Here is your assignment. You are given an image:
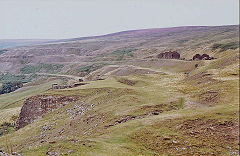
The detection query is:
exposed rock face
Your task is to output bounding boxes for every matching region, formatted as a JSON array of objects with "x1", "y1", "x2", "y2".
[
  {"x1": 193, "y1": 54, "x2": 214, "y2": 60},
  {"x1": 16, "y1": 95, "x2": 78, "y2": 129},
  {"x1": 157, "y1": 51, "x2": 180, "y2": 59}
]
